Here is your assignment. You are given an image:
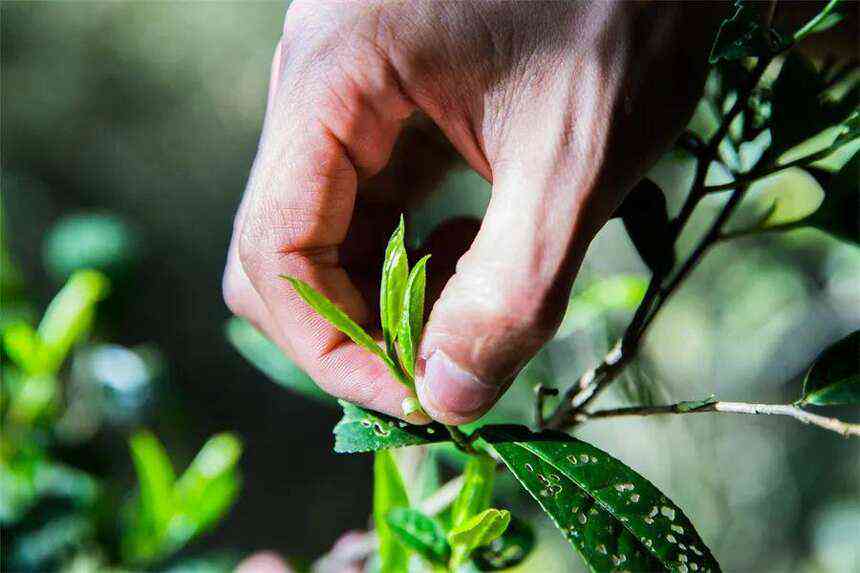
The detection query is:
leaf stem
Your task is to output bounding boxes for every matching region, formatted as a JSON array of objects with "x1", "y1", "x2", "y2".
[
  {"x1": 446, "y1": 425, "x2": 478, "y2": 455},
  {"x1": 793, "y1": 0, "x2": 843, "y2": 42},
  {"x1": 578, "y1": 400, "x2": 860, "y2": 437}
]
